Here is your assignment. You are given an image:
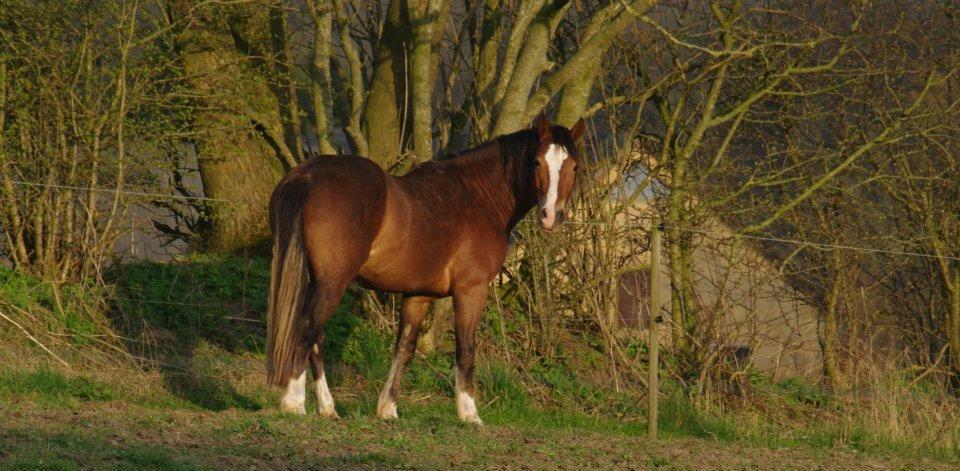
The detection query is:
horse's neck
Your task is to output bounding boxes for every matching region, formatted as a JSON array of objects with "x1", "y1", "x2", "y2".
[
  {"x1": 456, "y1": 141, "x2": 537, "y2": 234},
  {"x1": 503, "y1": 157, "x2": 537, "y2": 232}
]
